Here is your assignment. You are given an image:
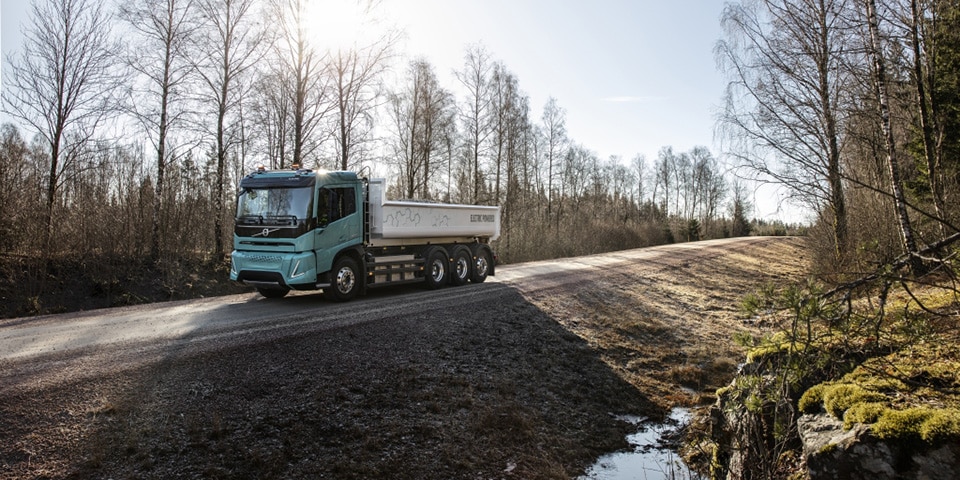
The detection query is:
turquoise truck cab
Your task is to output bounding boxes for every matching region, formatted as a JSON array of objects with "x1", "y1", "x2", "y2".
[{"x1": 230, "y1": 168, "x2": 364, "y2": 298}]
